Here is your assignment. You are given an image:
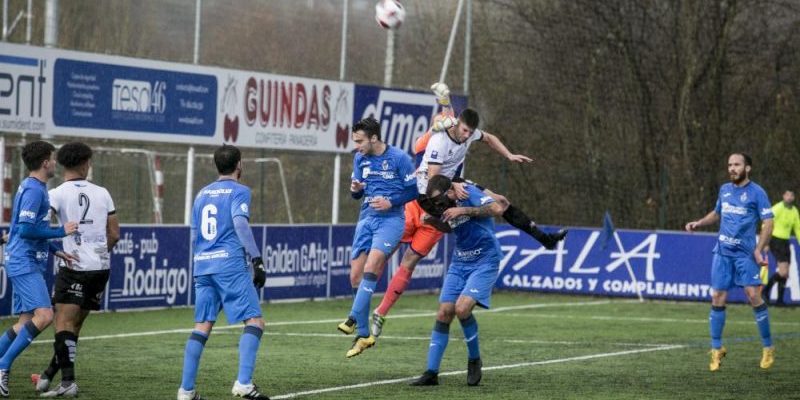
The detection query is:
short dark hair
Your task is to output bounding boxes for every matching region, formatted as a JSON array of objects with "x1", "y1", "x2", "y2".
[
  {"x1": 426, "y1": 174, "x2": 452, "y2": 197},
  {"x1": 57, "y1": 142, "x2": 93, "y2": 169},
  {"x1": 21, "y1": 141, "x2": 55, "y2": 171},
  {"x1": 353, "y1": 117, "x2": 381, "y2": 141},
  {"x1": 459, "y1": 108, "x2": 480, "y2": 129},
  {"x1": 214, "y1": 144, "x2": 241, "y2": 175},
  {"x1": 731, "y1": 152, "x2": 752, "y2": 167}
]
